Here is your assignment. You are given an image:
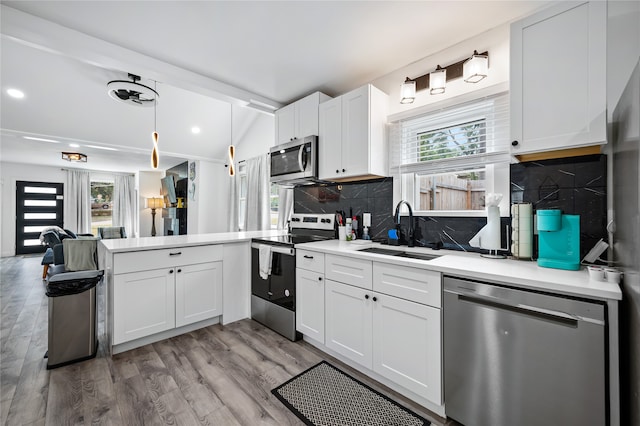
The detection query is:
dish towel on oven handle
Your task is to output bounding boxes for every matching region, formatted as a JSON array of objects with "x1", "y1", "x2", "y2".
[{"x1": 258, "y1": 244, "x2": 272, "y2": 280}]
